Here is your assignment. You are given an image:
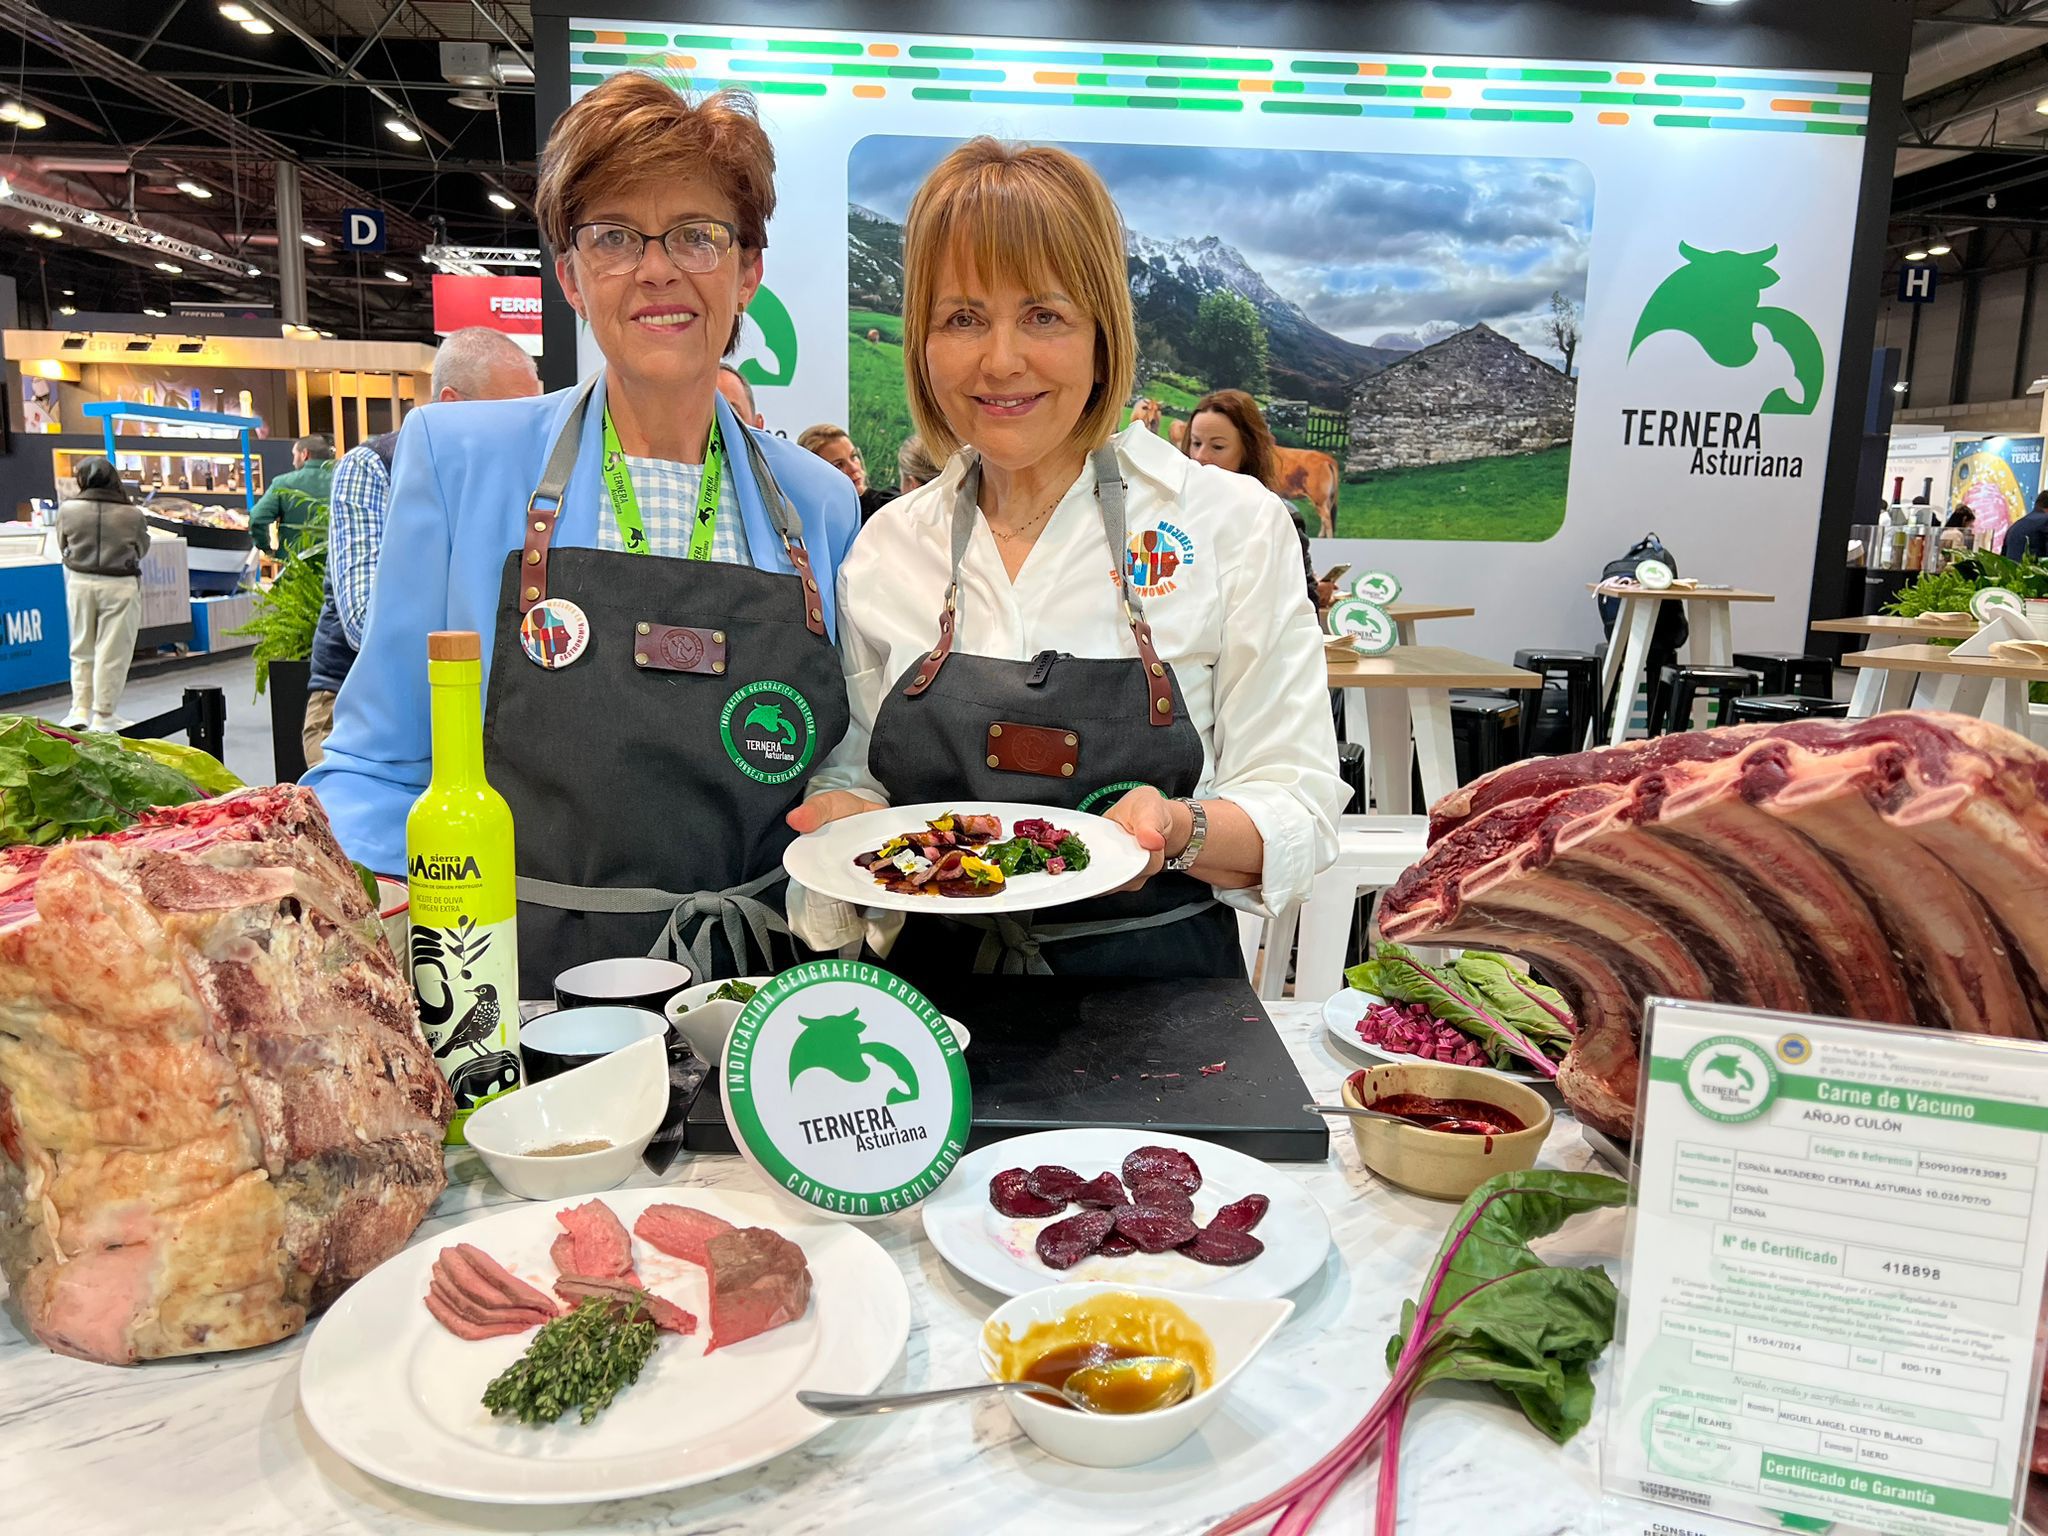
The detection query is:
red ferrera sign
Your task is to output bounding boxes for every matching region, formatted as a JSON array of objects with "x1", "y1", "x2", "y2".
[{"x1": 431, "y1": 275, "x2": 542, "y2": 336}]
